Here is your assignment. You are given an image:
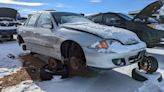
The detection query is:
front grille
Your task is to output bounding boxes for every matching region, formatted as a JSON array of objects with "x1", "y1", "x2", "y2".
[{"x1": 0, "y1": 23, "x2": 15, "y2": 27}]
